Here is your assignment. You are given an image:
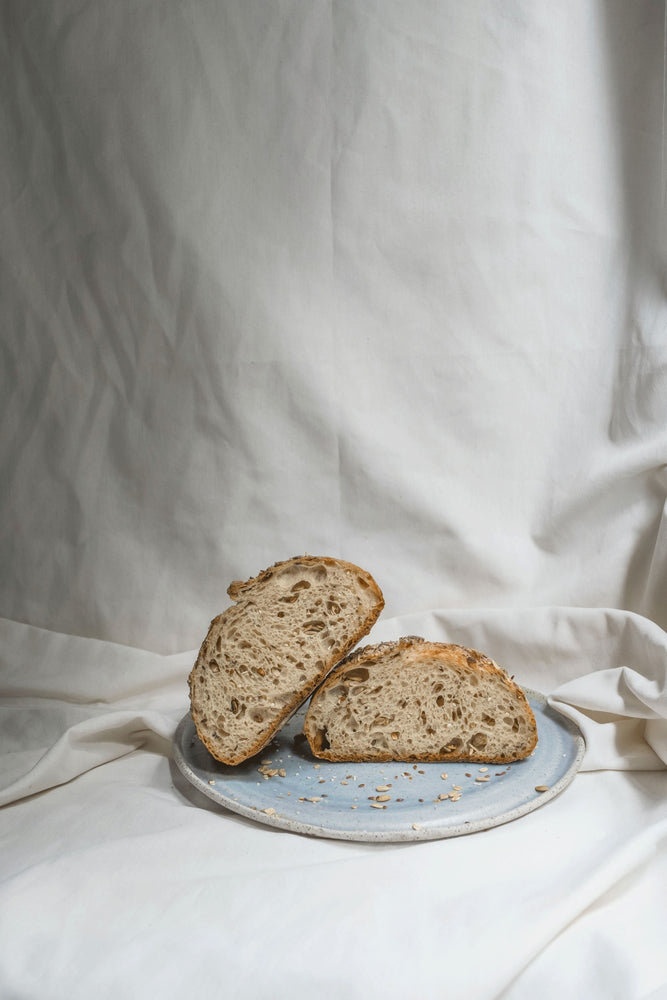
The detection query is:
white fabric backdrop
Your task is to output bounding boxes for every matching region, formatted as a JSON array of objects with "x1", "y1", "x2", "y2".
[{"x1": 1, "y1": 2, "x2": 666, "y2": 998}]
